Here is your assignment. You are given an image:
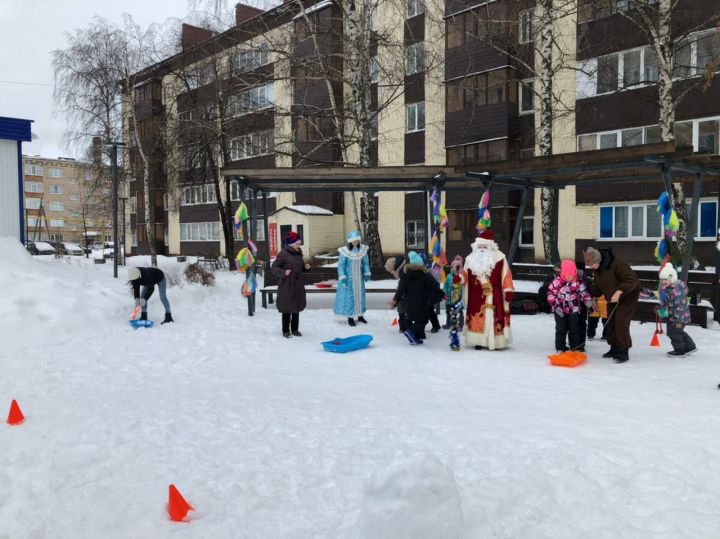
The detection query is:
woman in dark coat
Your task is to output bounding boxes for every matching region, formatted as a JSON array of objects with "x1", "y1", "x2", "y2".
[
  {"x1": 271, "y1": 231, "x2": 310, "y2": 337},
  {"x1": 583, "y1": 247, "x2": 640, "y2": 363},
  {"x1": 392, "y1": 251, "x2": 442, "y2": 344}
]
